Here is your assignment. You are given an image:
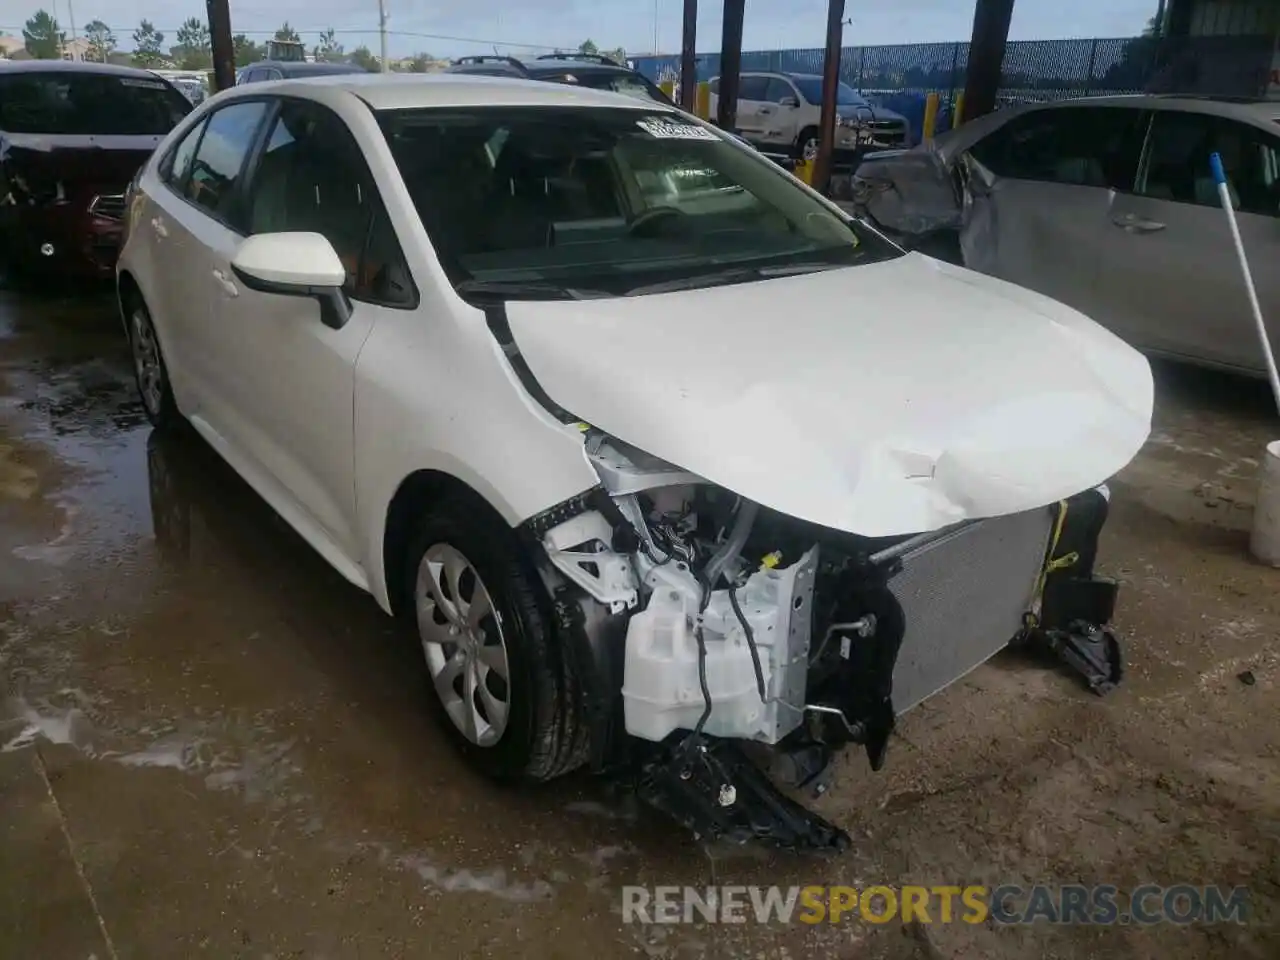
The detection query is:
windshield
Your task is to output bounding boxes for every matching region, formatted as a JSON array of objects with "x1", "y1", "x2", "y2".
[
  {"x1": 378, "y1": 105, "x2": 899, "y2": 300},
  {"x1": 0, "y1": 72, "x2": 191, "y2": 136},
  {"x1": 792, "y1": 78, "x2": 868, "y2": 107}
]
